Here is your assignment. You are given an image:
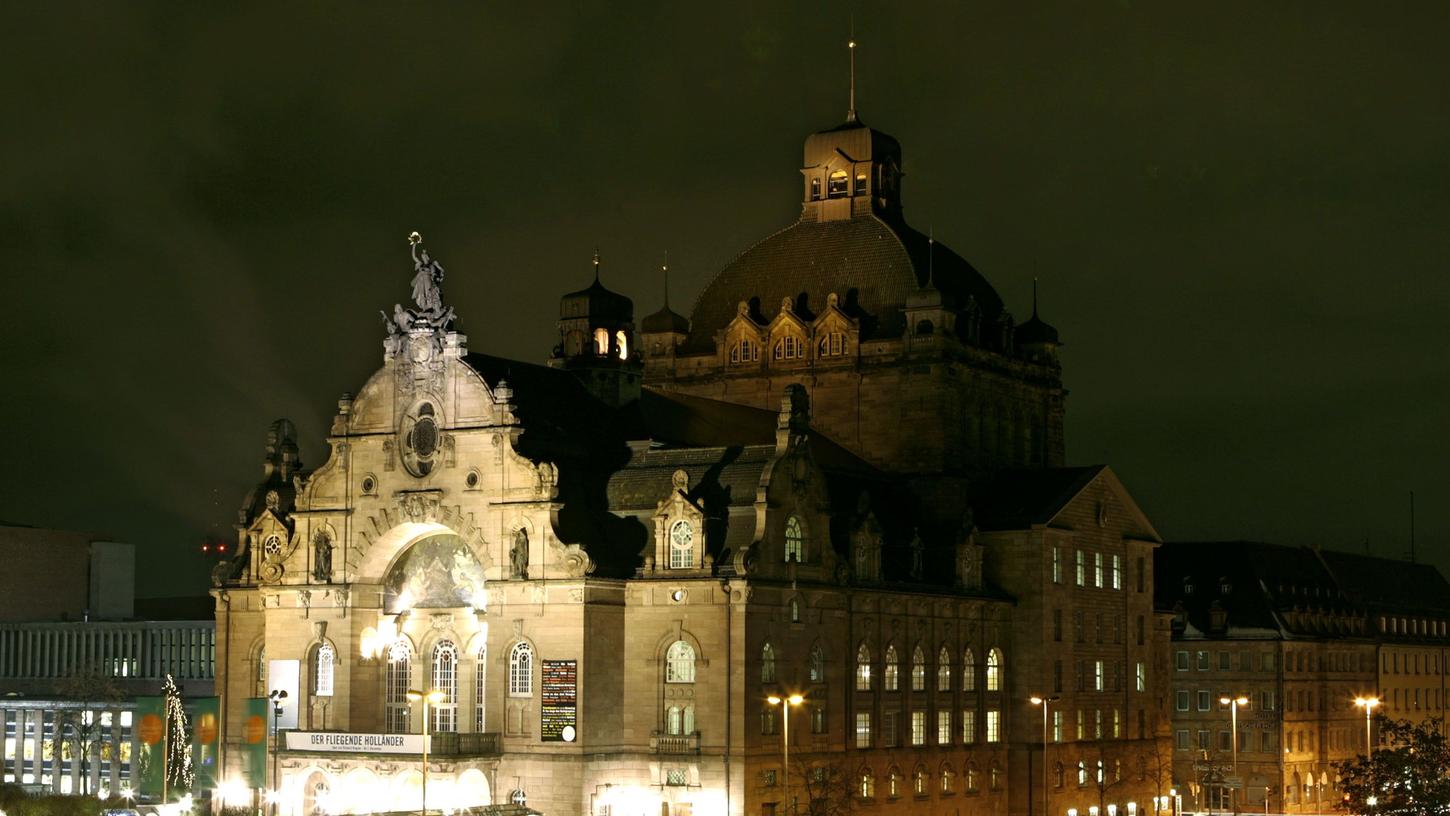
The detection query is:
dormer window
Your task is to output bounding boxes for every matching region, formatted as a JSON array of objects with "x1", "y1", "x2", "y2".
[
  {"x1": 818, "y1": 332, "x2": 846, "y2": 357},
  {"x1": 854, "y1": 173, "x2": 867, "y2": 195},
  {"x1": 810, "y1": 178, "x2": 822, "y2": 200},
  {"x1": 785, "y1": 515, "x2": 804, "y2": 562},
  {"x1": 669, "y1": 520, "x2": 694, "y2": 569},
  {"x1": 731, "y1": 337, "x2": 758, "y2": 364},
  {"x1": 828, "y1": 170, "x2": 849, "y2": 198},
  {"x1": 773, "y1": 335, "x2": 803, "y2": 361}
]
